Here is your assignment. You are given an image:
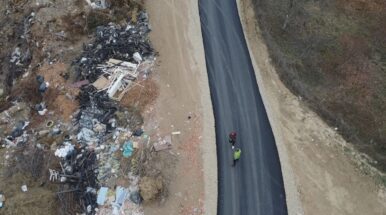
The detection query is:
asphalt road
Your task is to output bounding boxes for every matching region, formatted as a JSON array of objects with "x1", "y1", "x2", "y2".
[{"x1": 198, "y1": 0, "x2": 288, "y2": 214}]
